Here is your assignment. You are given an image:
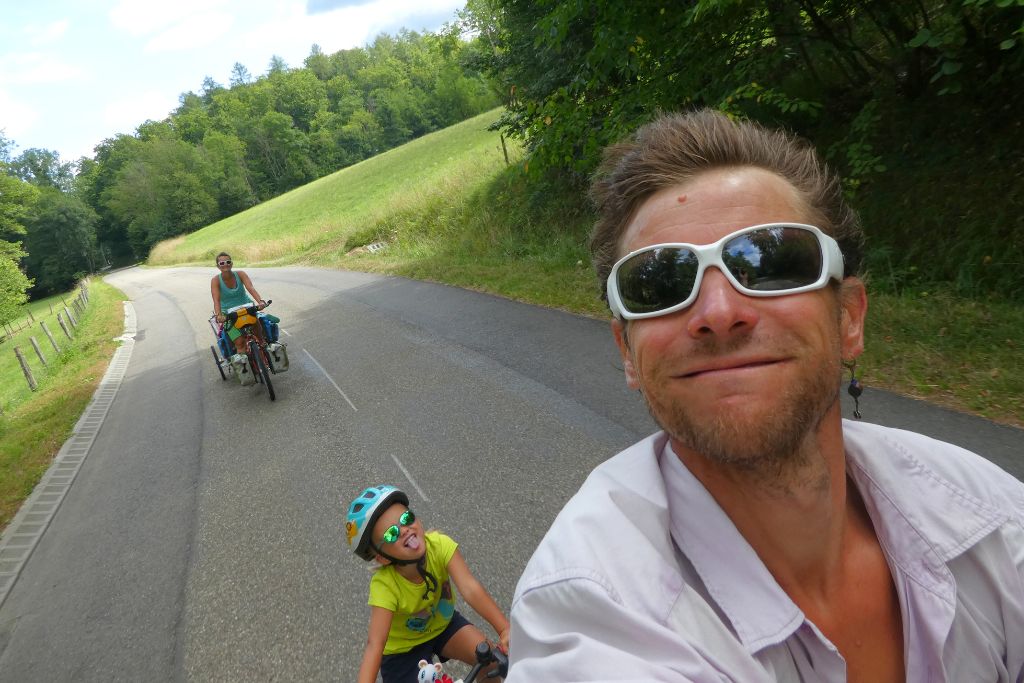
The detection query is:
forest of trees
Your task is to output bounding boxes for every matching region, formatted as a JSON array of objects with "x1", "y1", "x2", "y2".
[
  {"x1": 0, "y1": 29, "x2": 498, "y2": 320},
  {"x1": 459, "y1": 0, "x2": 1024, "y2": 299},
  {"x1": 2, "y1": 0, "x2": 1022, "y2": 324}
]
